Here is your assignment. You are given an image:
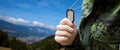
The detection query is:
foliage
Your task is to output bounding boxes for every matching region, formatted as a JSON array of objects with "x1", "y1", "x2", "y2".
[
  {"x1": 0, "y1": 30, "x2": 9, "y2": 47},
  {"x1": 9, "y1": 37, "x2": 32, "y2": 50},
  {"x1": 0, "y1": 29, "x2": 63, "y2": 50},
  {"x1": 0, "y1": 29, "x2": 32, "y2": 50},
  {"x1": 32, "y1": 35, "x2": 60, "y2": 50}
]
